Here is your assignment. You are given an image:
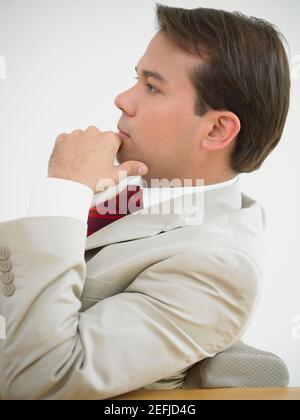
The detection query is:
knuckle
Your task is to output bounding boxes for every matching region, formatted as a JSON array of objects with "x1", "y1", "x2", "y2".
[
  {"x1": 107, "y1": 130, "x2": 116, "y2": 137},
  {"x1": 71, "y1": 129, "x2": 84, "y2": 136},
  {"x1": 56, "y1": 133, "x2": 68, "y2": 142},
  {"x1": 86, "y1": 125, "x2": 99, "y2": 133},
  {"x1": 106, "y1": 131, "x2": 119, "y2": 143}
]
